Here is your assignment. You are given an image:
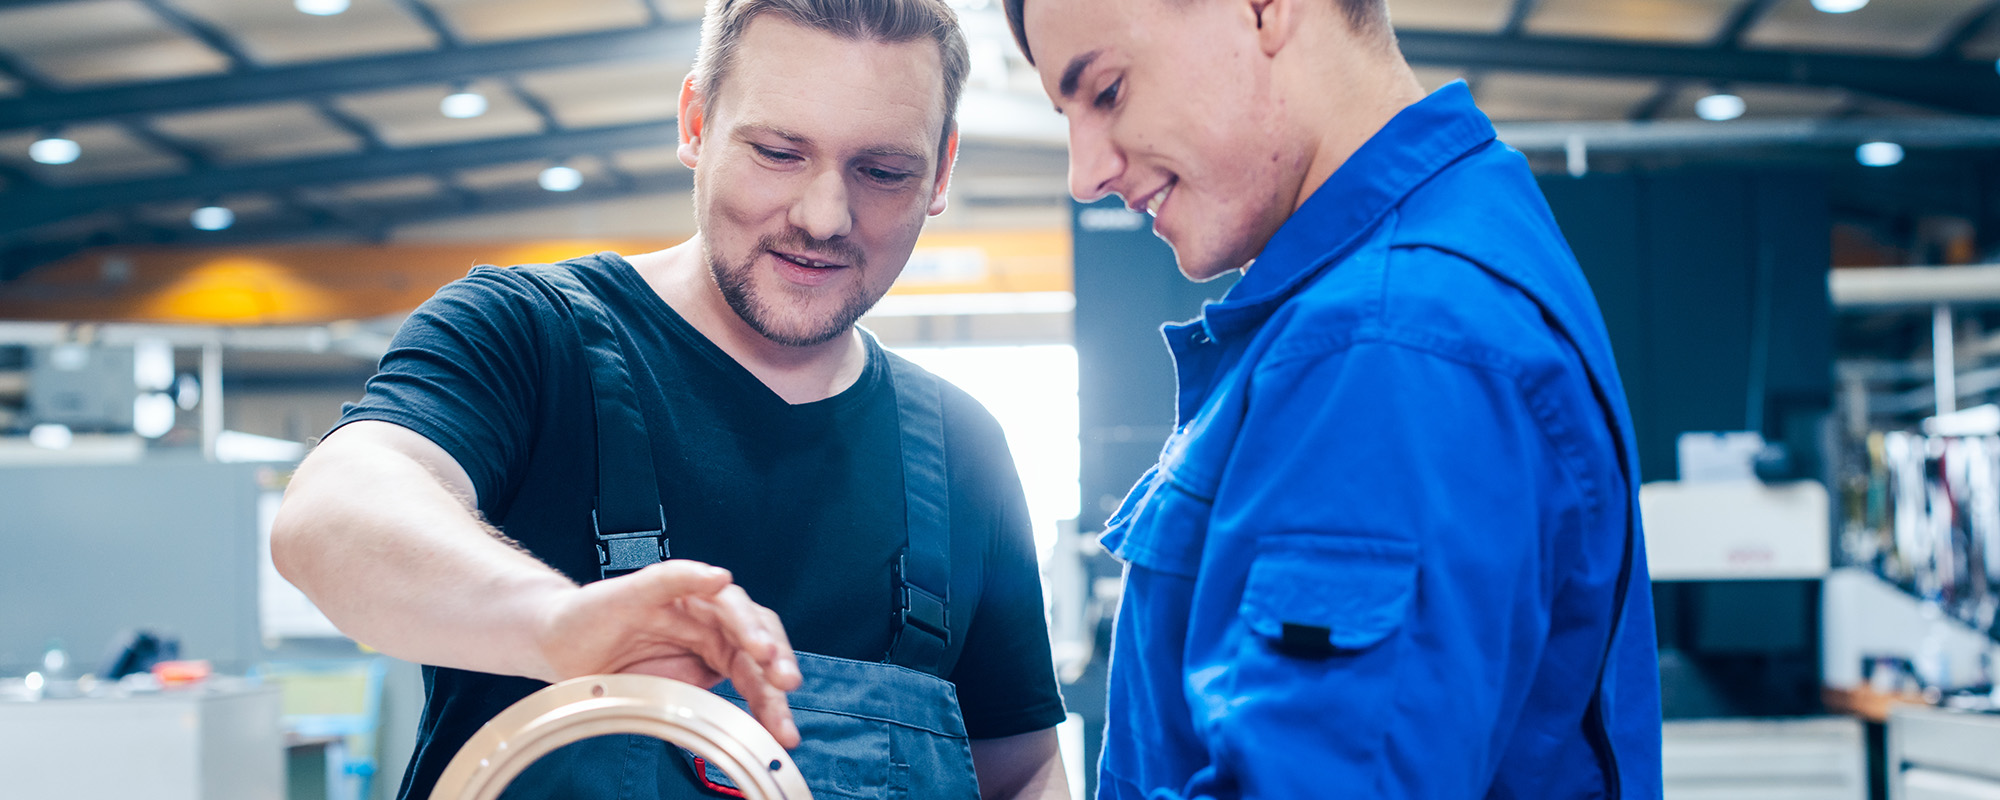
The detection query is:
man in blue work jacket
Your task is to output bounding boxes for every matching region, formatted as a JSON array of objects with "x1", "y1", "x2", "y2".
[{"x1": 1004, "y1": 0, "x2": 1663, "y2": 796}]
